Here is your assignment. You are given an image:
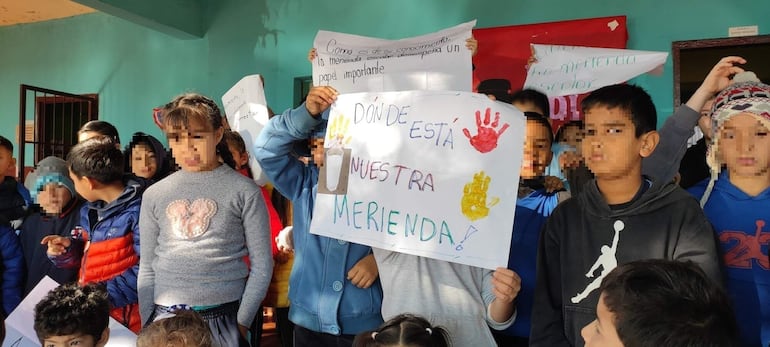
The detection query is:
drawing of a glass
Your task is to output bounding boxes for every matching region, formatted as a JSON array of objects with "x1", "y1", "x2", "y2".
[{"x1": 325, "y1": 147, "x2": 344, "y2": 192}]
